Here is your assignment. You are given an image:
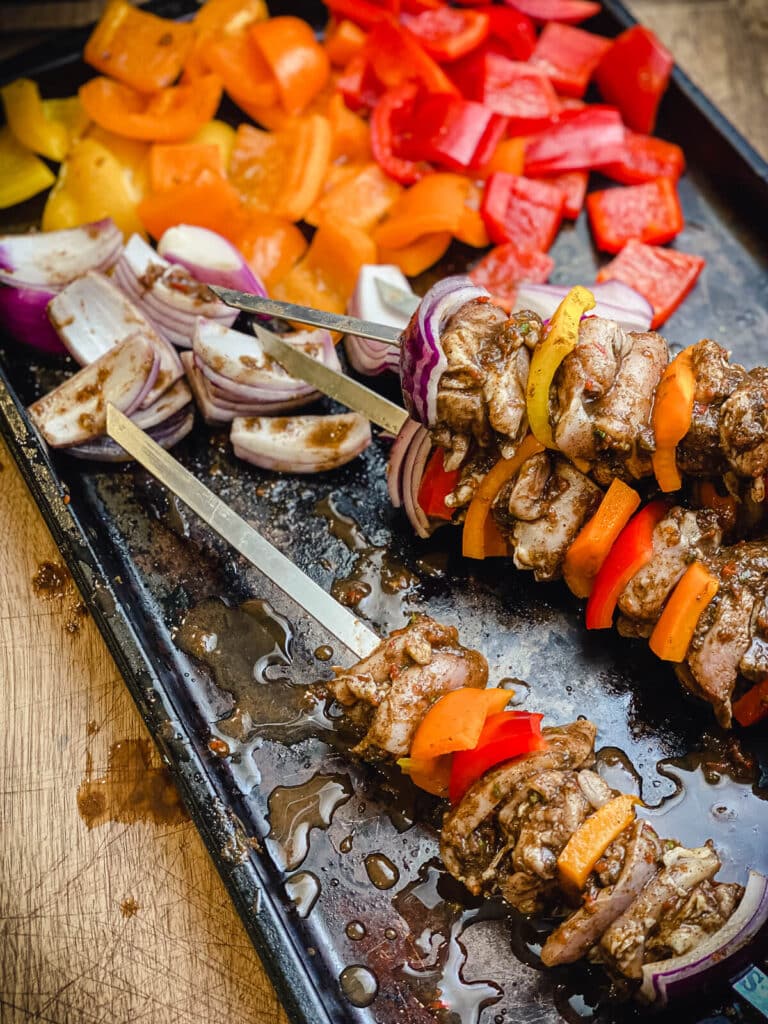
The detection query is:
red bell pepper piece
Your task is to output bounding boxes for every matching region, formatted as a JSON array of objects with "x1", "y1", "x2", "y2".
[
  {"x1": 595, "y1": 25, "x2": 673, "y2": 134},
  {"x1": 449, "y1": 711, "x2": 546, "y2": 804},
  {"x1": 324, "y1": 0, "x2": 390, "y2": 30},
  {"x1": 534, "y1": 169, "x2": 588, "y2": 218},
  {"x1": 481, "y1": 172, "x2": 565, "y2": 249},
  {"x1": 370, "y1": 84, "x2": 427, "y2": 184},
  {"x1": 733, "y1": 680, "x2": 768, "y2": 728},
  {"x1": 397, "y1": 92, "x2": 508, "y2": 173},
  {"x1": 524, "y1": 106, "x2": 625, "y2": 175},
  {"x1": 418, "y1": 448, "x2": 460, "y2": 519},
  {"x1": 477, "y1": 6, "x2": 537, "y2": 61},
  {"x1": 585, "y1": 499, "x2": 668, "y2": 629},
  {"x1": 596, "y1": 239, "x2": 705, "y2": 329},
  {"x1": 530, "y1": 22, "x2": 613, "y2": 98},
  {"x1": 504, "y1": 0, "x2": 601, "y2": 25},
  {"x1": 470, "y1": 242, "x2": 554, "y2": 311},
  {"x1": 337, "y1": 53, "x2": 384, "y2": 112},
  {"x1": 365, "y1": 19, "x2": 460, "y2": 96},
  {"x1": 455, "y1": 53, "x2": 561, "y2": 134},
  {"x1": 402, "y1": 7, "x2": 490, "y2": 62},
  {"x1": 586, "y1": 176, "x2": 683, "y2": 253},
  {"x1": 599, "y1": 130, "x2": 685, "y2": 185}
]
